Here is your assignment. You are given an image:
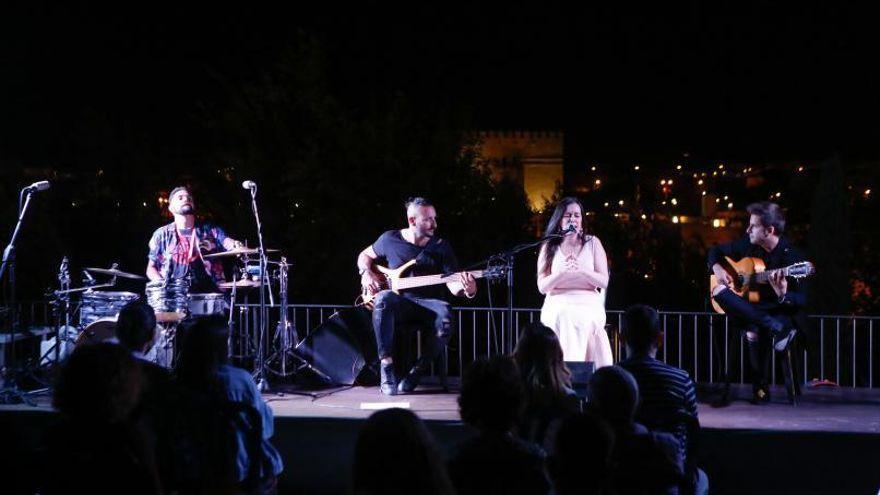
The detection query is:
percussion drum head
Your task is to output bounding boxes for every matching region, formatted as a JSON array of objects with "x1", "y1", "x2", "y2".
[{"x1": 75, "y1": 317, "x2": 119, "y2": 347}]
